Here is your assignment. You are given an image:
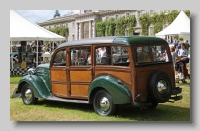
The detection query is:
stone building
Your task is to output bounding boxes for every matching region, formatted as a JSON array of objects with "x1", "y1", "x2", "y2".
[{"x1": 38, "y1": 10, "x2": 171, "y2": 42}]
